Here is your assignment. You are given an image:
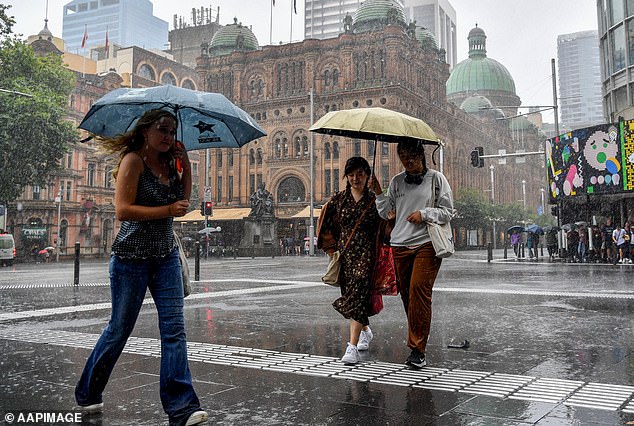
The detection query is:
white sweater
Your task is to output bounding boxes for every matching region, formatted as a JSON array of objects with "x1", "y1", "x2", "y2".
[{"x1": 375, "y1": 169, "x2": 455, "y2": 247}]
